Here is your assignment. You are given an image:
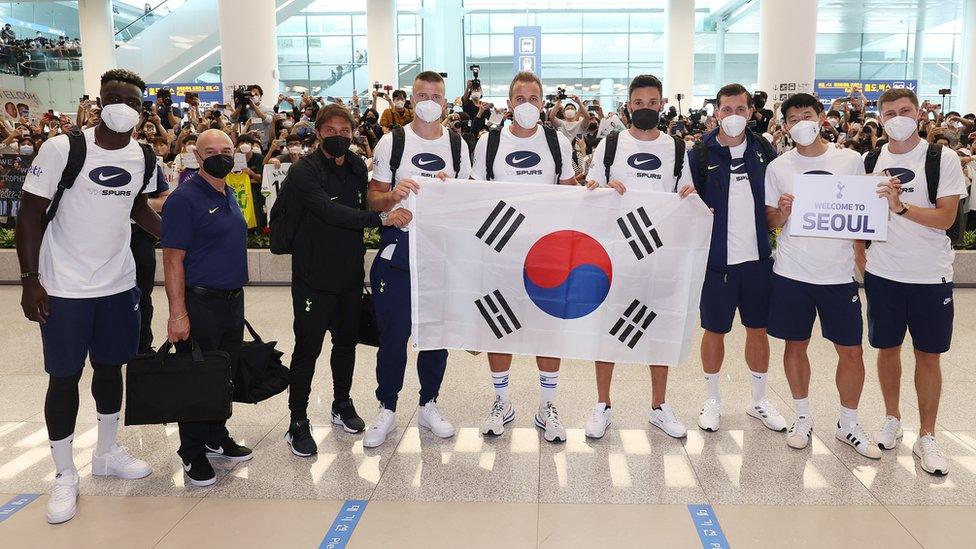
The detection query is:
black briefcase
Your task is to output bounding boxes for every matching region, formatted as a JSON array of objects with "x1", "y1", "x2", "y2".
[
  {"x1": 233, "y1": 320, "x2": 289, "y2": 404},
  {"x1": 358, "y1": 285, "x2": 380, "y2": 347},
  {"x1": 124, "y1": 339, "x2": 233, "y2": 426}
]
